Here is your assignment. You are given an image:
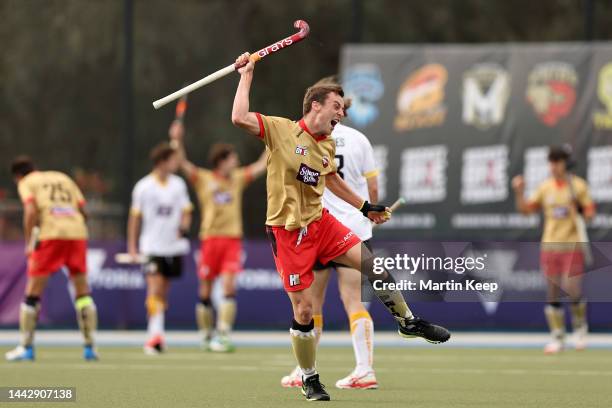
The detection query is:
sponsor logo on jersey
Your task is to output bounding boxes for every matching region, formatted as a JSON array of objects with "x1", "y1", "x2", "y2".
[
  {"x1": 288, "y1": 273, "x2": 300, "y2": 287},
  {"x1": 588, "y1": 146, "x2": 612, "y2": 202},
  {"x1": 526, "y1": 62, "x2": 577, "y2": 126},
  {"x1": 552, "y1": 206, "x2": 570, "y2": 219},
  {"x1": 342, "y1": 63, "x2": 385, "y2": 128},
  {"x1": 336, "y1": 231, "x2": 354, "y2": 246},
  {"x1": 461, "y1": 145, "x2": 509, "y2": 204},
  {"x1": 156, "y1": 205, "x2": 173, "y2": 216},
  {"x1": 394, "y1": 64, "x2": 448, "y2": 131},
  {"x1": 296, "y1": 163, "x2": 320, "y2": 186},
  {"x1": 462, "y1": 63, "x2": 510, "y2": 129},
  {"x1": 213, "y1": 191, "x2": 232, "y2": 204},
  {"x1": 295, "y1": 145, "x2": 308, "y2": 156},
  {"x1": 523, "y1": 146, "x2": 550, "y2": 198},
  {"x1": 322, "y1": 156, "x2": 330, "y2": 168},
  {"x1": 50, "y1": 206, "x2": 77, "y2": 217},
  {"x1": 593, "y1": 63, "x2": 612, "y2": 129},
  {"x1": 400, "y1": 145, "x2": 448, "y2": 203}
]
